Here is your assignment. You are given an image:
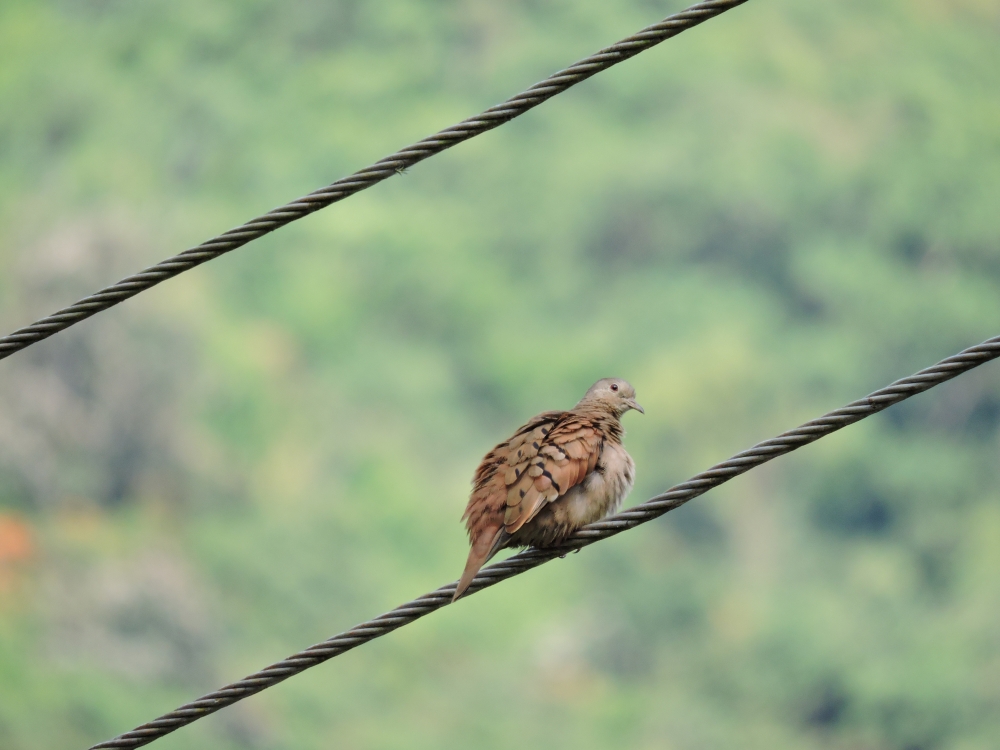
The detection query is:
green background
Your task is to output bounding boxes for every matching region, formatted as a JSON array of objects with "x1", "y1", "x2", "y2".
[{"x1": 1, "y1": 1, "x2": 999, "y2": 748}]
